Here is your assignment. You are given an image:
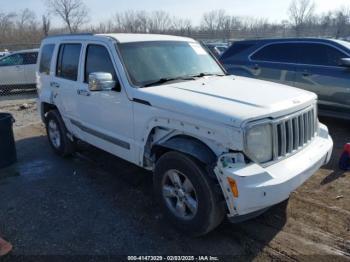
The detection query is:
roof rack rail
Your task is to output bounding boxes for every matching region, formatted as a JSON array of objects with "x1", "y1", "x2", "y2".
[{"x1": 44, "y1": 33, "x2": 94, "y2": 39}]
